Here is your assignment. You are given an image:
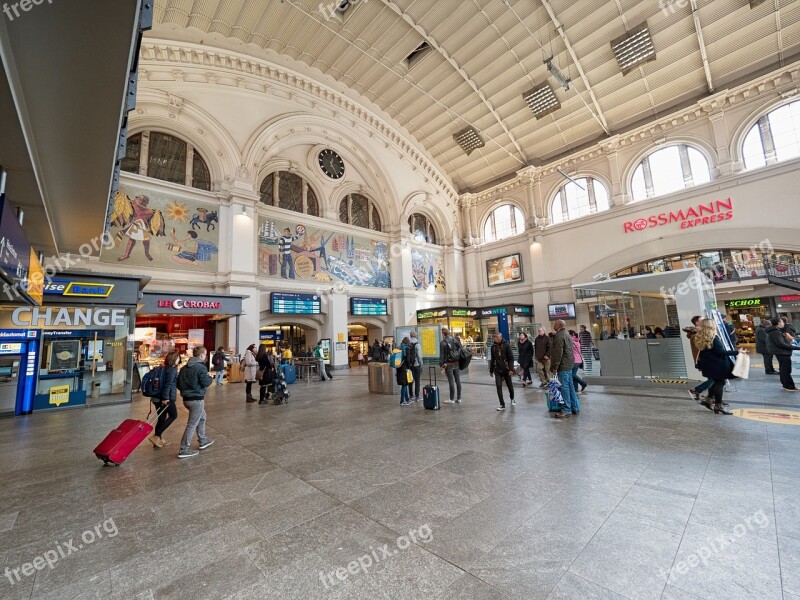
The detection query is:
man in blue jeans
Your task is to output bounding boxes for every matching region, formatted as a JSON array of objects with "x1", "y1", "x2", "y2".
[
  {"x1": 177, "y1": 346, "x2": 214, "y2": 458},
  {"x1": 550, "y1": 320, "x2": 579, "y2": 419}
]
